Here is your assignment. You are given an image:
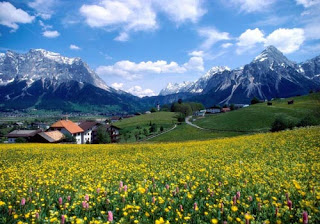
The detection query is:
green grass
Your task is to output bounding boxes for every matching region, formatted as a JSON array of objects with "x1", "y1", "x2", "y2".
[
  {"x1": 148, "y1": 123, "x2": 240, "y2": 142},
  {"x1": 194, "y1": 93, "x2": 320, "y2": 132},
  {"x1": 114, "y1": 112, "x2": 177, "y2": 129}
]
